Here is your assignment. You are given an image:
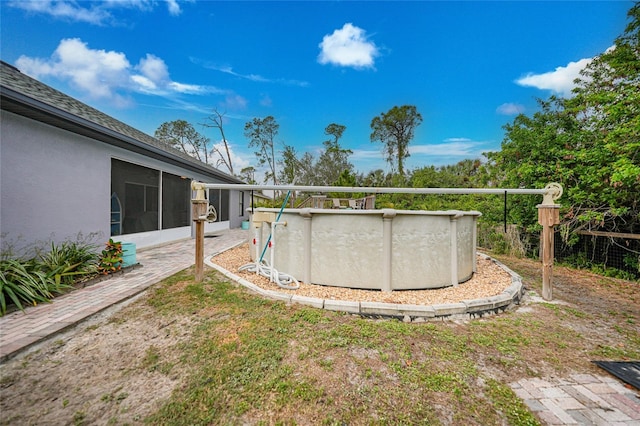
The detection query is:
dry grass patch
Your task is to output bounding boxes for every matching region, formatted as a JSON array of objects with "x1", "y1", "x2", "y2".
[{"x1": 1, "y1": 256, "x2": 638, "y2": 425}]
